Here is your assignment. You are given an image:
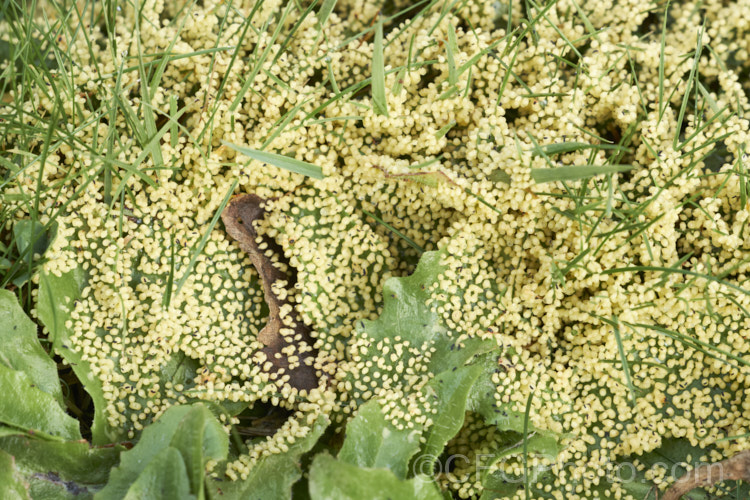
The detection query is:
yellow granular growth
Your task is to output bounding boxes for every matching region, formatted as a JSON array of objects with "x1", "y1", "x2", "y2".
[{"x1": 3, "y1": 0, "x2": 750, "y2": 497}]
